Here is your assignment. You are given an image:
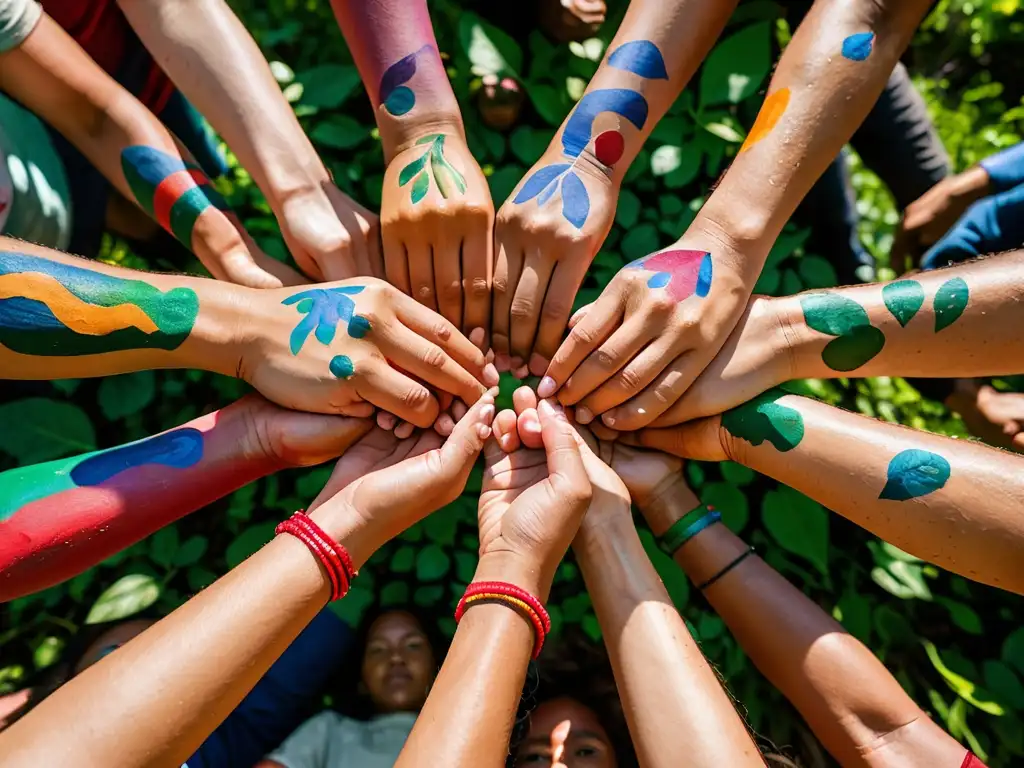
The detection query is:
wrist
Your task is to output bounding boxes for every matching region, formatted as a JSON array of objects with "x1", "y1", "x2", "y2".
[
  {"x1": 381, "y1": 115, "x2": 466, "y2": 163},
  {"x1": 952, "y1": 164, "x2": 993, "y2": 203},
  {"x1": 472, "y1": 551, "x2": 551, "y2": 603},
  {"x1": 640, "y1": 476, "x2": 702, "y2": 536},
  {"x1": 174, "y1": 279, "x2": 252, "y2": 378},
  {"x1": 306, "y1": 498, "x2": 377, "y2": 572},
  {"x1": 763, "y1": 292, "x2": 813, "y2": 380}
]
